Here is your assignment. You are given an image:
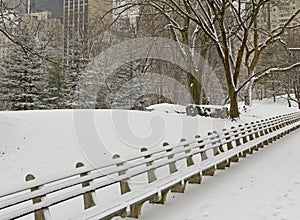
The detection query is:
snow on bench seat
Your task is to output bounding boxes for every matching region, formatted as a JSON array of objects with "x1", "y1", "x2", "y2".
[{"x1": 0, "y1": 112, "x2": 300, "y2": 220}]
